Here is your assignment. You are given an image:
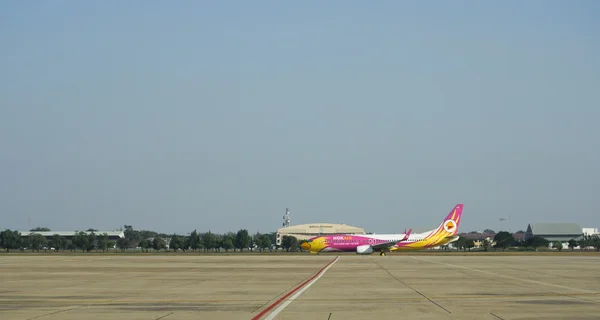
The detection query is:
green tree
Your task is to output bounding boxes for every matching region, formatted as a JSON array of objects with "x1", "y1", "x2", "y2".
[
  {"x1": 0, "y1": 229, "x2": 21, "y2": 252},
  {"x1": 525, "y1": 236, "x2": 550, "y2": 250},
  {"x1": 20, "y1": 235, "x2": 29, "y2": 250},
  {"x1": 152, "y1": 237, "x2": 167, "y2": 251},
  {"x1": 116, "y1": 238, "x2": 129, "y2": 251},
  {"x1": 281, "y1": 235, "x2": 298, "y2": 252},
  {"x1": 221, "y1": 234, "x2": 234, "y2": 252},
  {"x1": 579, "y1": 237, "x2": 588, "y2": 251},
  {"x1": 235, "y1": 229, "x2": 251, "y2": 252},
  {"x1": 553, "y1": 241, "x2": 563, "y2": 252},
  {"x1": 254, "y1": 235, "x2": 263, "y2": 251},
  {"x1": 568, "y1": 239, "x2": 577, "y2": 251},
  {"x1": 264, "y1": 234, "x2": 273, "y2": 251},
  {"x1": 28, "y1": 233, "x2": 47, "y2": 252},
  {"x1": 123, "y1": 225, "x2": 134, "y2": 243},
  {"x1": 123, "y1": 225, "x2": 142, "y2": 249},
  {"x1": 590, "y1": 236, "x2": 600, "y2": 252},
  {"x1": 169, "y1": 234, "x2": 182, "y2": 251},
  {"x1": 139, "y1": 239, "x2": 151, "y2": 252},
  {"x1": 139, "y1": 230, "x2": 158, "y2": 241},
  {"x1": 96, "y1": 233, "x2": 110, "y2": 252},
  {"x1": 30, "y1": 227, "x2": 51, "y2": 232},
  {"x1": 493, "y1": 231, "x2": 514, "y2": 251},
  {"x1": 253, "y1": 232, "x2": 262, "y2": 251},
  {"x1": 455, "y1": 237, "x2": 467, "y2": 251},
  {"x1": 266, "y1": 233, "x2": 277, "y2": 248},
  {"x1": 50, "y1": 234, "x2": 67, "y2": 252},
  {"x1": 256, "y1": 234, "x2": 272, "y2": 252},
  {"x1": 189, "y1": 230, "x2": 201, "y2": 251},
  {"x1": 465, "y1": 239, "x2": 475, "y2": 251},
  {"x1": 182, "y1": 236, "x2": 190, "y2": 251},
  {"x1": 86, "y1": 232, "x2": 97, "y2": 252},
  {"x1": 201, "y1": 231, "x2": 217, "y2": 252},
  {"x1": 72, "y1": 231, "x2": 89, "y2": 252}
]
